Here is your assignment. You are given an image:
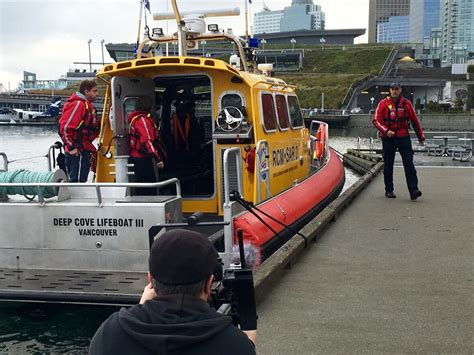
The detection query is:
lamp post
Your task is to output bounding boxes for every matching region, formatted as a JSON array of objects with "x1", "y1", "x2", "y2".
[
  {"x1": 201, "y1": 40, "x2": 207, "y2": 56},
  {"x1": 100, "y1": 39, "x2": 105, "y2": 65},
  {"x1": 320, "y1": 37, "x2": 326, "y2": 50},
  {"x1": 261, "y1": 38, "x2": 266, "y2": 51},
  {"x1": 87, "y1": 39, "x2": 92, "y2": 72},
  {"x1": 290, "y1": 38, "x2": 296, "y2": 51}
]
